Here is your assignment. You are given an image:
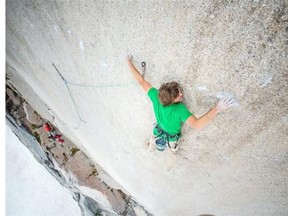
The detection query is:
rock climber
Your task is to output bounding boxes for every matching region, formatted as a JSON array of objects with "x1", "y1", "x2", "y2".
[{"x1": 126, "y1": 55, "x2": 234, "y2": 168}]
